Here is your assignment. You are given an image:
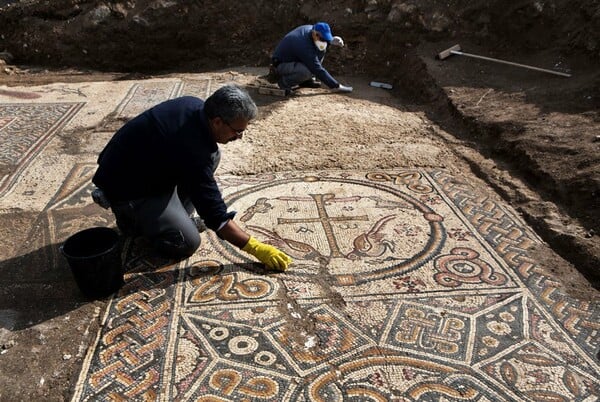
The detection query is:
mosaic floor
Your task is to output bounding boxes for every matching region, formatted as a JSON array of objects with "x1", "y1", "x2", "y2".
[
  {"x1": 66, "y1": 170, "x2": 600, "y2": 401},
  {"x1": 0, "y1": 76, "x2": 598, "y2": 401}
]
